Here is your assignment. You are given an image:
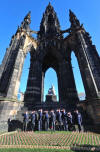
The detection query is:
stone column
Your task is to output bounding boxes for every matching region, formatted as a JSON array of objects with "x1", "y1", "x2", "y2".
[
  {"x1": 0, "y1": 35, "x2": 18, "y2": 80},
  {"x1": 76, "y1": 30, "x2": 100, "y2": 99},
  {"x1": 6, "y1": 49, "x2": 25, "y2": 99},
  {"x1": 24, "y1": 58, "x2": 42, "y2": 109},
  {"x1": 41, "y1": 72, "x2": 44, "y2": 102},
  {"x1": 58, "y1": 59, "x2": 78, "y2": 105},
  {"x1": 76, "y1": 30, "x2": 100, "y2": 128},
  {"x1": 0, "y1": 35, "x2": 20, "y2": 96}
]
